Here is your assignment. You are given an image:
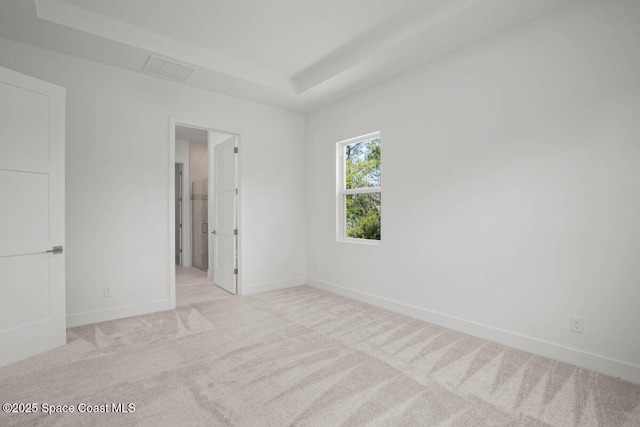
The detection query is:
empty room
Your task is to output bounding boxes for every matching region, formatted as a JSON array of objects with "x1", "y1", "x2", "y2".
[{"x1": 1, "y1": 0, "x2": 639, "y2": 425}]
